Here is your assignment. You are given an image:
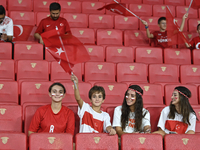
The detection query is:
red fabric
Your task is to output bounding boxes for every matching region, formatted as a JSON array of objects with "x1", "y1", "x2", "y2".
[
  {"x1": 191, "y1": 0, "x2": 200, "y2": 9},
  {"x1": 97, "y1": 3, "x2": 133, "y2": 16},
  {"x1": 13, "y1": 25, "x2": 33, "y2": 41},
  {"x1": 29, "y1": 105, "x2": 75, "y2": 135},
  {"x1": 41, "y1": 28, "x2": 90, "y2": 73},
  {"x1": 82, "y1": 111, "x2": 104, "y2": 133},
  {"x1": 152, "y1": 31, "x2": 171, "y2": 48},
  {"x1": 166, "y1": 7, "x2": 189, "y2": 46},
  {"x1": 190, "y1": 36, "x2": 200, "y2": 49},
  {"x1": 165, "y1": 120, "x2": 188, "y2": 134},
  {"x1": 35, "y1": 17, "x2": 71, "y2": 35}
]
